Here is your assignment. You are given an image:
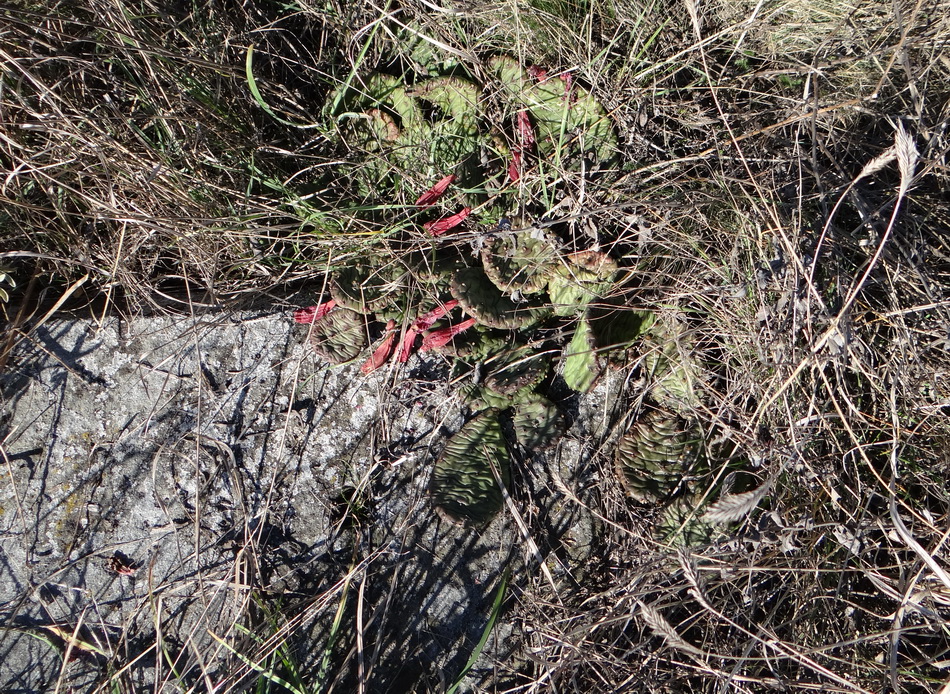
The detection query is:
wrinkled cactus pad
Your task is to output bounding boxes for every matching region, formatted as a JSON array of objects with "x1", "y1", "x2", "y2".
[
  {"x1": 466, "y1": 384, "x2": 521, "y2": 411},
  {"x1": 432, "y1": 325, "x2": 508, "y2": 361},
  {"x1": 411, "y1": 77, "x2": 480, "y2": 131},
  {"x1": 489, "y1": 55, "x2": 532, "y2": 101},
  {"x1": 404, "y1": 246, "x2": 465, "y2": 286},
  {"x1": 655, "y1": 493, "x2": 715, "y2": 547},
  {"x1": 527, "y1": 74, "x2": 618, "y2": 163},
  {"x1": 615, "y1": 410, "x2": 702, "y2": 503},
  {"x1": 481, "y1": 232, "x2": 557, "y2": 296},
  {"x1": 547, "y1": 250, "x2": 619, "y2": 316},
  {"x1": 431, "y1": 411, "x2": 511, "y2": 526},
  {"x1": 487, "y1": 55, "x2": 618, "y2": 163},
  {"x1": 363, "y1": 73, "x2": 422, "y2": 125},
  {"x1": 309, "y1": 308, "x2": 367, "y2": 364},
  {"x1": 332, "y1": 74, "x2": 418, "y2": 143},
  {"x1": 407, "y1": 76, "x2": 481, "y2": 168},
  {"x1": 483, "y1": 350, "x2": 549, "y2": 400},
  {"x1": 330, "y1": 262, "x2": 407, "y2": 314},
  {"x1": 565, "y1": 249, "x2": 619, "y2": 279},
  {"x1": 511, "y1": 393, "x2": 564, "y2": 451},
  {"x1": 451, "y1": 267, "x2": 548, "y2": 330},
  {"x1": 642, "y1": 317, "x2": 704, "y2": 415}
]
